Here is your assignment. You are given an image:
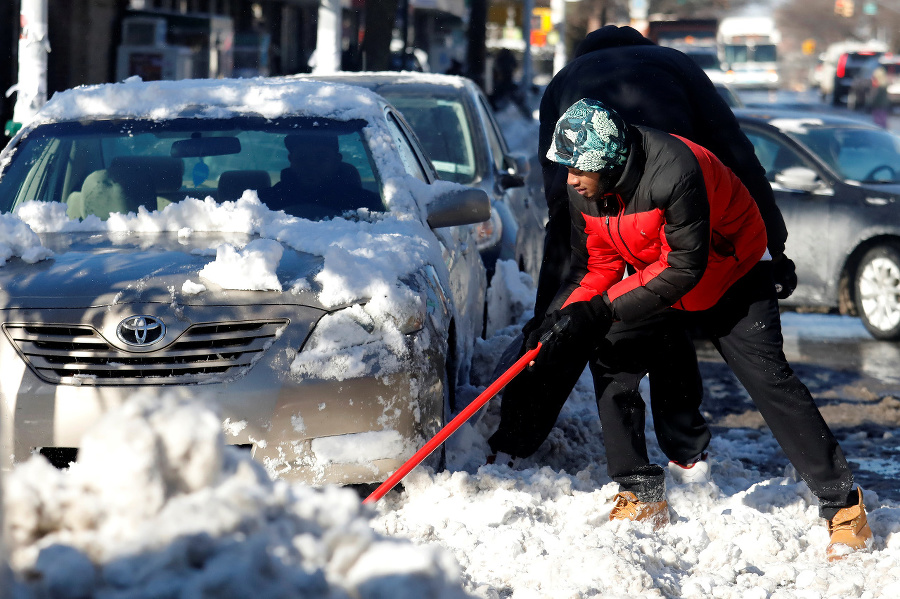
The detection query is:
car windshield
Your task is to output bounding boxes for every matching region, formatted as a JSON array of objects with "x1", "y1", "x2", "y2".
[
  {"x1": 789, "y1": 125, "x2": 900, "y2": 183},
  {"x1": 0, "y1": 116, "x2": 384, "y2": 221},
  {"x1": 378, "y1": 94, "x2": 477, "y2": 185}
]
